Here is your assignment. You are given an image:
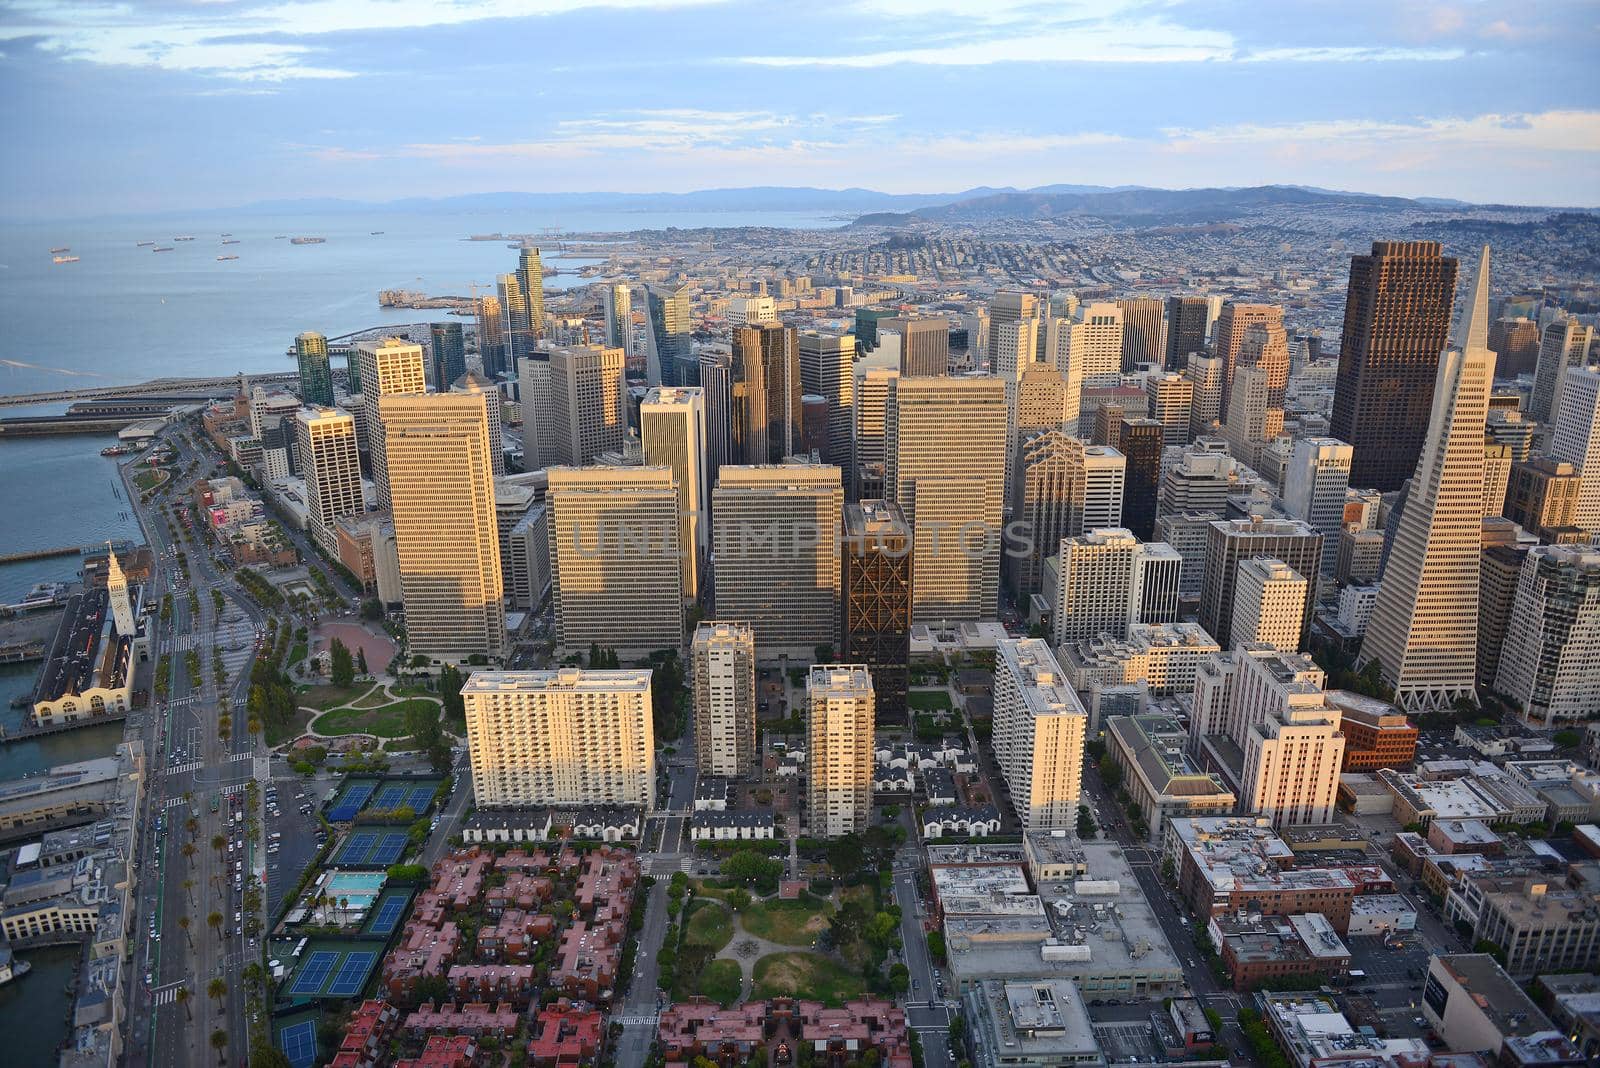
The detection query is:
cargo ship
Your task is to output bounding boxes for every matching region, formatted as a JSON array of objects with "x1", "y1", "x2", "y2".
[
  {"x1": 48, "y1": 246, "x2": 69, "y2": 253},
  {"x1": 290, "y1": 236, "x2": 326, "y2": 245},
  {"x1": 222, "y1": 239, "x2": 240, "y2": 245},
  {"x1": 217, "y1": 255, "x2": 239, "y2": 261},
  {"x1": 174, "y1": 235, "x2": 195, "y2": 241},
  {"x1": 53, "y1": 255, "x2": 79, "y2": 264},
  {"x1": 136, "y1": 241, "x2": 155, "y2": 247},
  {"x1": 152, "y1": 246, "x2": 174, "y2": 252}
]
